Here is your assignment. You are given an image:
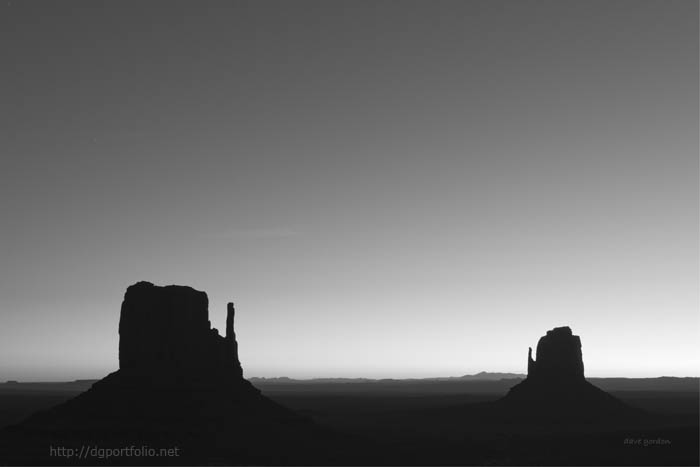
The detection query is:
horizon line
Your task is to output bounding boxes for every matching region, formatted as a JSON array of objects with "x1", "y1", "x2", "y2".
[{"x1": 5, "y1": 372, "x2": 700, "y2": 384}]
